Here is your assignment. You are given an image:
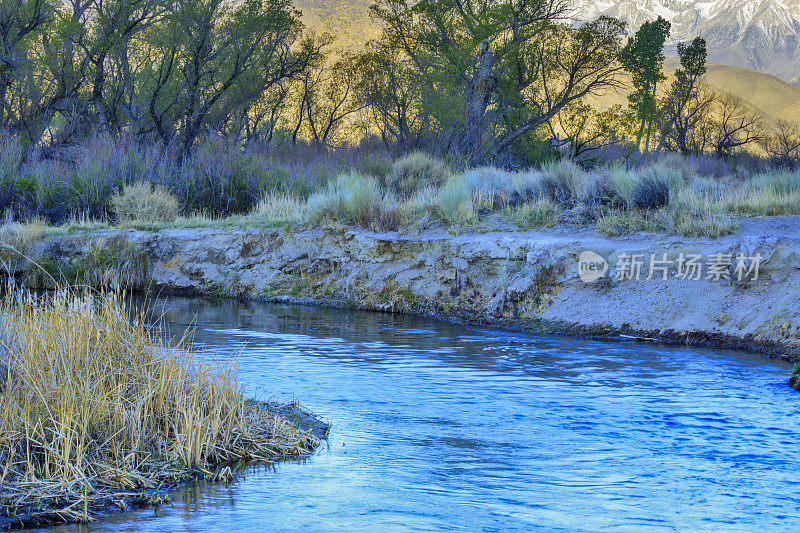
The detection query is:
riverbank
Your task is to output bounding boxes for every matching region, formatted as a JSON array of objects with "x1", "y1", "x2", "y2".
[
  {"x1": 7, "y1": 217, "x2": 800, "y2": 362},
  {"x1": 0, "y1": 291, "x2": 323, "y2": 528}
]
